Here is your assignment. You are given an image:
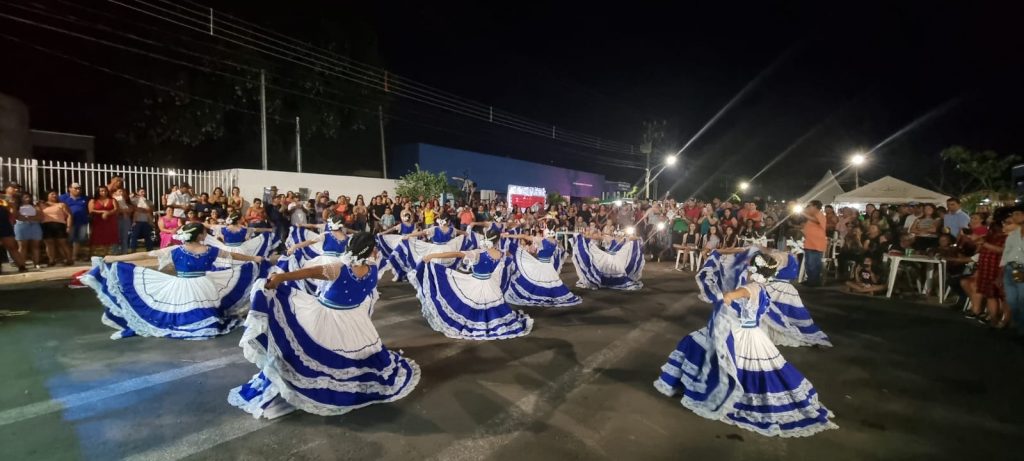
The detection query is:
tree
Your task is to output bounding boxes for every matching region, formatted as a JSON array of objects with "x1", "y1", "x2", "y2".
[
  {"x1": 546, "y1": 191, "x2": 567, "y2": 206},
  {"x1": 940, "y1": 146, "x2": 1020, "y2": 194},
  {"x1": 395, "y1": 165, "x2": 451, "y2": 201}
]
